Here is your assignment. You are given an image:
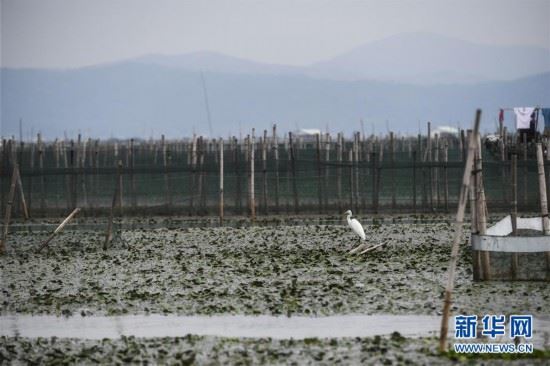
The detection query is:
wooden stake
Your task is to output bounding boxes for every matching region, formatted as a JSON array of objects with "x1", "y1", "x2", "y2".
[
  {"x1": 439, "y1": 109, "x2": 481, "y2": 352},
  {"x1": 37, "y1": 207, "x2": 81, "y2": 253}
]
